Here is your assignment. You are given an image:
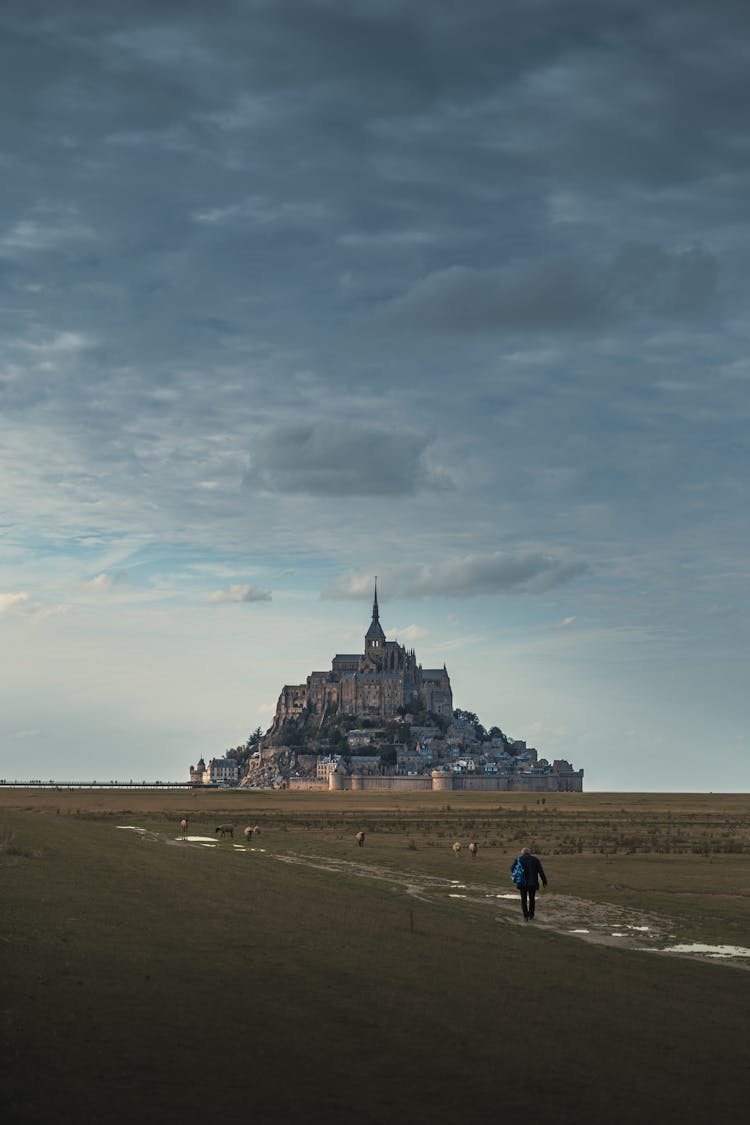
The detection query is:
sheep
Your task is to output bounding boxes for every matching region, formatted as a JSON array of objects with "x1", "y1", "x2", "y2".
[
  {"x1": 252, "y1": 824, "x2": 260, "y2": 837},
  {"x1": 452, "y1": 841, "x2": 461, "y2": 857},
  {"x1": 356, "y1": 830, "x2": 365, "y2": 848},
  {"x1": 179, "y1": 818, "x2": 189, "y2": 839},
  {"x1": 468, "y1": 841, "x2": 478, "y2": 859},
  {"x1": 215, "y1": 824, "x2": 234, "y2": 839},
  {"x1": 243, "y1": 826, "x2": 254, "y2": 843}
]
